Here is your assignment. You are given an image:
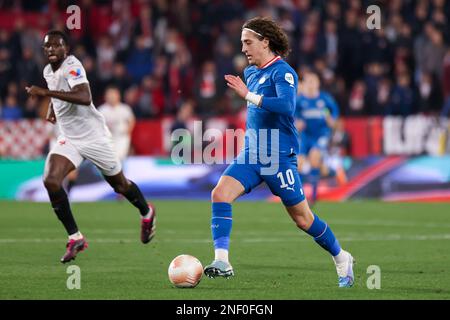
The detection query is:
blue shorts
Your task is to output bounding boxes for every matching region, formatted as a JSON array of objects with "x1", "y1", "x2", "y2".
[
  {"x1": 299, "y1": 134, "x2": 329, "y2": 156},
  {"x1": 223, "y1": 152, "x2": 305, "y2": 206}
]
